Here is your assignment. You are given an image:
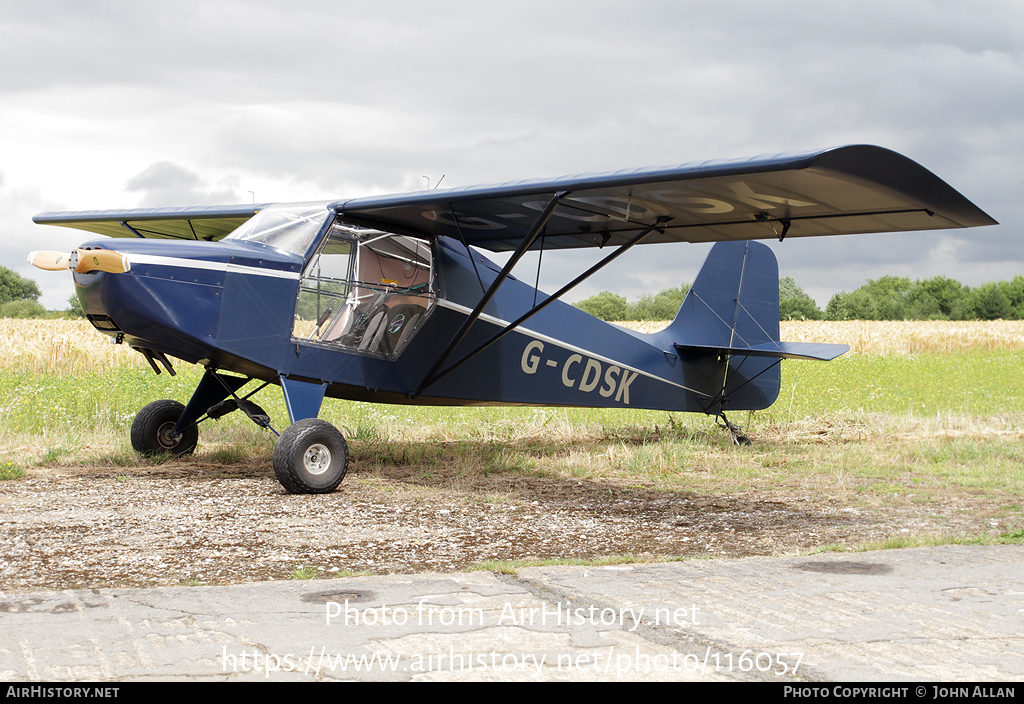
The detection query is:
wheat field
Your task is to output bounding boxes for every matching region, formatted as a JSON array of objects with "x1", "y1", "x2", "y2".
[
  {"x1": 2, "y1": 318, "x2": 1024, "y2": 373},
  {"x1": 0, "y1": 319, "x2": 142, "y2": 373}
]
